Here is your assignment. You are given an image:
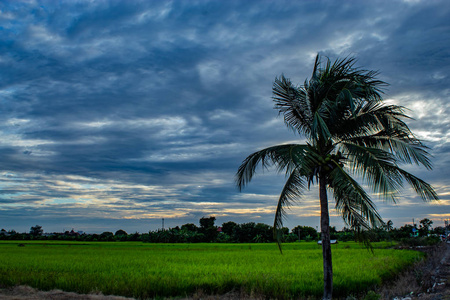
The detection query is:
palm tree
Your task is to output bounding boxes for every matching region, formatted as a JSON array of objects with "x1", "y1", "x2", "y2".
[
  {"x1": 385, "y1": 220, "x2": 394, "y2": 231},
  {"x1": 236, "y1": 54, "x2": 438, "y2": 299}
]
